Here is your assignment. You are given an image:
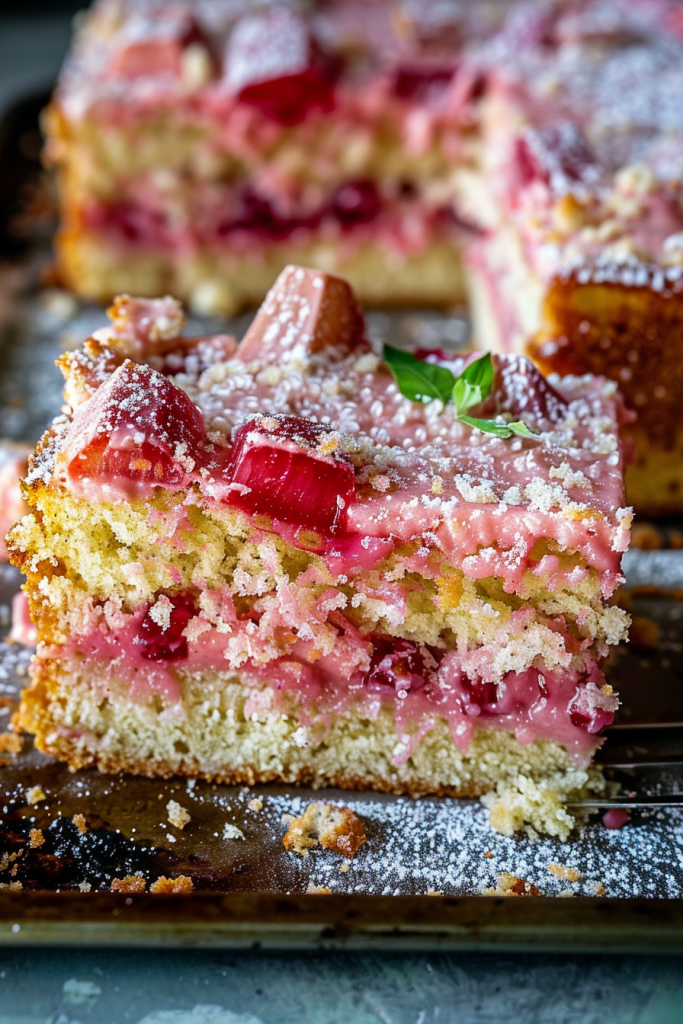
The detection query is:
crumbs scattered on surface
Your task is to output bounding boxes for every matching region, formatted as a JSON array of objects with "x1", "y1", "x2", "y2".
[
  {"x1": 150, "y1": 875, "x2": 194, "y2": 894},
  {"x1": 28, "y1": 828, "x2": 44, "y2": 849},
  {"x1": 72, "y1": 813, "x2": 88, "y2": 834},
  {"x1": 223, "y1": 823, "x2": 245, "y2": 840},
  {"x1": 111, "y1": 874, "x2": 146, "y2": 894},
  {"x1": 167, "y1": 799, "x2": 191, "y2": 830},
  {"x1": 283, "y1": 801, "x2": 366, "y2": 859},
  {"x1": 248, "y1": 798, "x2": 263, "y2": 812},
  {"x1": 548, "y1": 863, "x2": 582, "y2": 882},
  {"x1": 26, "y1": 785, "x2": 46, "y2": 805},
  {"x1": 629, "y1": 616, "x2": 660, "y2": 651},
  {"x1": 484, "y1": 872, "x2": 541, "y2": 896},
  {"x1": 0, "y1": 732, "x2": 22, "y2": 754}
]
